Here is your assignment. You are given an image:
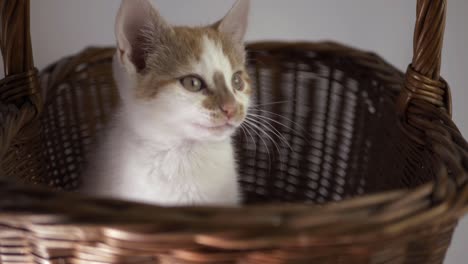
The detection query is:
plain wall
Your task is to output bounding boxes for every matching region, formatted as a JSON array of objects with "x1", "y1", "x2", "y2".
[{"x1": 18, "y1": 0, "x2": 468, "y2": 262}]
